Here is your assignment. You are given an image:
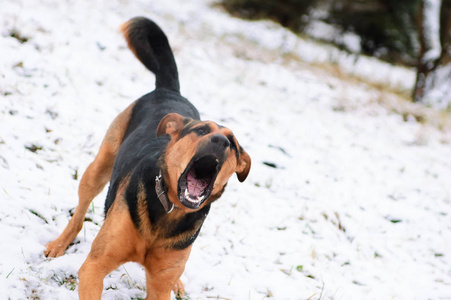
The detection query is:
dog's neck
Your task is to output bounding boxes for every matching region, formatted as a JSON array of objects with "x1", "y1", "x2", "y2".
[{"x1": 155, "y1": 170, "x2": 174, "y2": 213}]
